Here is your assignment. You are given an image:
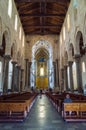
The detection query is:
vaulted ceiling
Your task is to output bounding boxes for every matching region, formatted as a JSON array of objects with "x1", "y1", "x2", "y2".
[{"x1": 14, "y1": 0, "x2": 70, "y2": 35}]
